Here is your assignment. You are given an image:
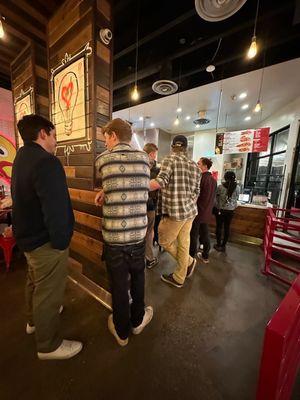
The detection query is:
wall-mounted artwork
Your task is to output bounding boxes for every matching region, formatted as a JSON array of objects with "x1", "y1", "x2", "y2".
[
  {"x1": 14, "y1": 87, "x2": 34, "y2": 148},
  {"x1": 0, "y1": 132, "x2": 16, "y2": 186},
  {"x1": 51, "y1": 44, "x2": 92, "y2": 150}
]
